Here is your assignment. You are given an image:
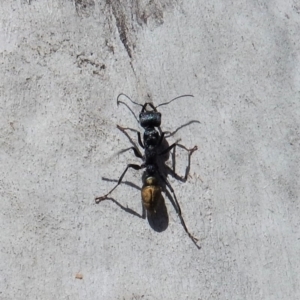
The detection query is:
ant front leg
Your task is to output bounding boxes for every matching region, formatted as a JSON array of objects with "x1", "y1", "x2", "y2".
[
  {"x1": 118, "y1": 146, "x2": 143, "y2": 159},
  {"x1": 117, "y1": 125, "x2": 143, "y2": 157},
  {"x1": 95, "y1": 164, "x2": 144, "y2": 203}
]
